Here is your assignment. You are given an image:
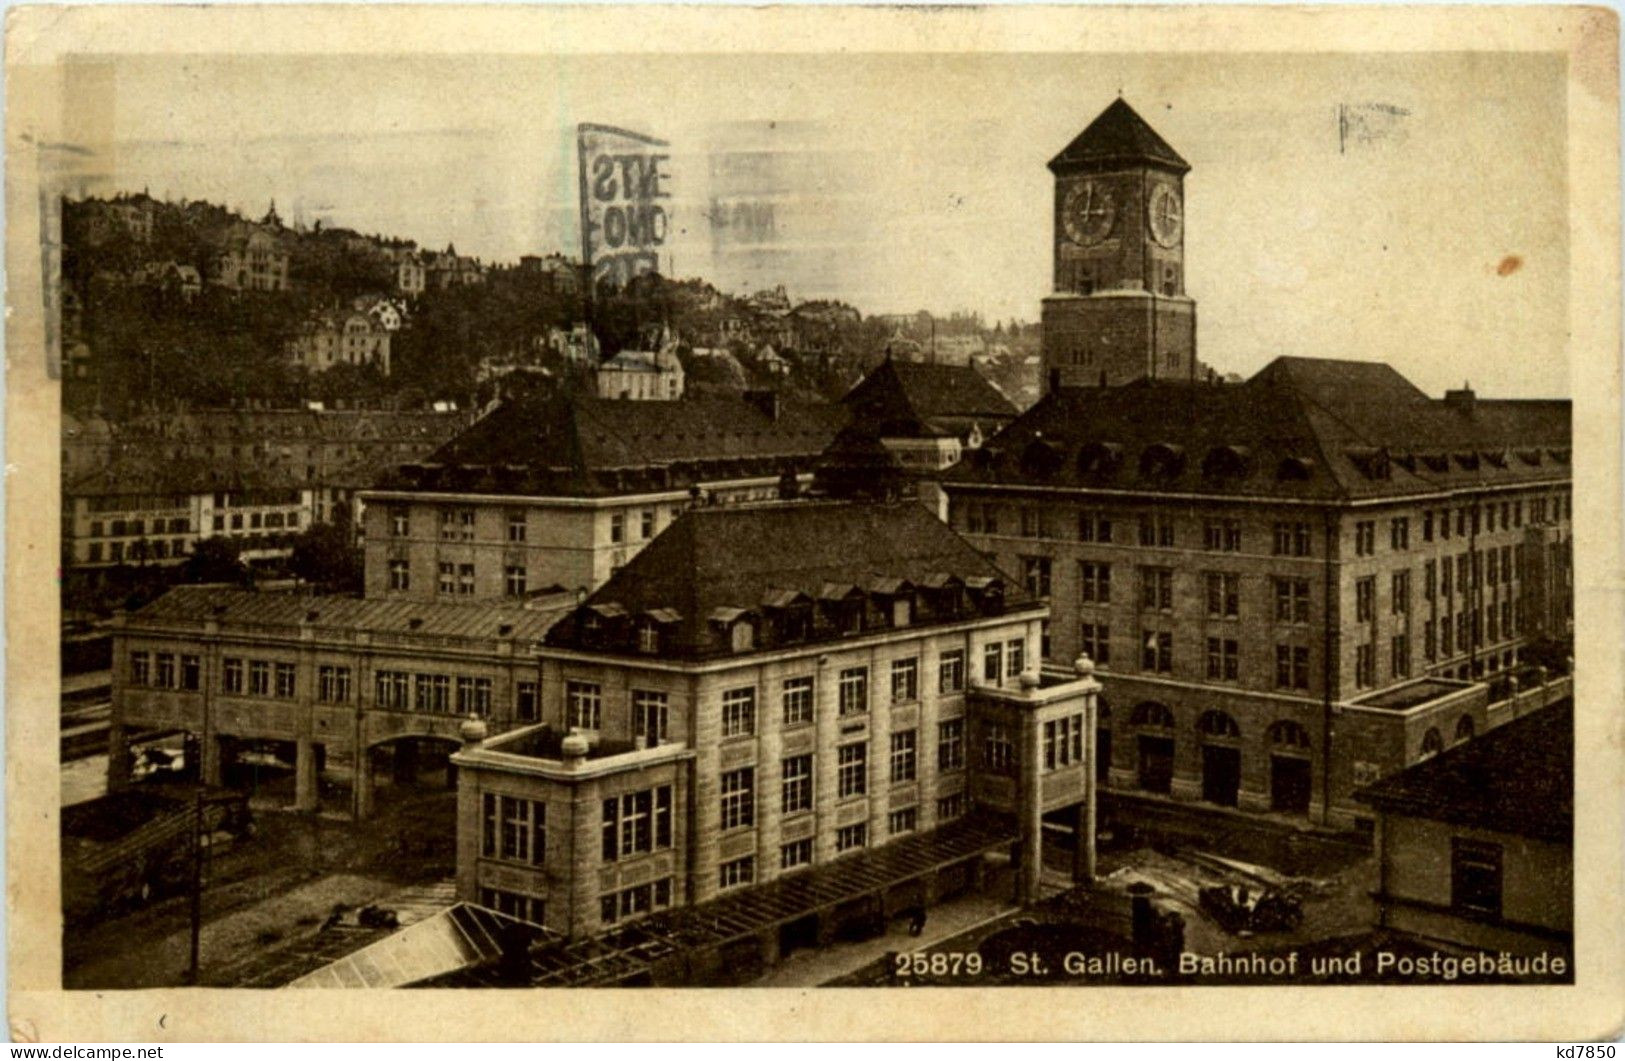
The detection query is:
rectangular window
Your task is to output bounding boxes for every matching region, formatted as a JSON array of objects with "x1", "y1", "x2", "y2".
[
  {"x1": 640, "y1": 509, "x2": 656, "y2": 540},
  {"x1": 1423, "y1": 511, "x2": 1434, "y2": 542},
  {"x1": 1139, "y1": 567, "x2": 1174, "y2": 611},
  {"x1": 718, "y1": 856, "x2": 755, "y2": 890},
  {"x1": 457, "y1": 676, "x2": 493, "y2": 717},
  {"x1": 1274, "y1": 578, "x2": 1310, "y2": 623},
  {"x1": 1390, "y1": 517, "x2": 1410, "y2": 550},
  {"x1": 129, "y1": 651, "x2": 151, "y2": 686},
  {"x1": 837, "y1": 742, "x2": 868, "y2": 798},
  {"x1": 782, "y1": 755, "x2": 813, "y2": 814},
  {"x1": 317, "y1": 665, "x2": 351, "y2": 704},
  {"x1": 1354, "y1": 521, "x2": 1376, "y2": 556},
  {"x1": 566, "y1": 680, "x2": 602, "y2": 730},
  {"x1": 1205, "y1": 572, "x2": 1240, "y2": 619},
  {"x1": 610, "y1": 512, "x2": 625, "y2": 544},
  {"x1": 1020, "y1": 506, "x2": 1043, "y2": 538},
  {"x1": 487, "y1": 795, "x2": 545, "y2": 865},
  {"x1": 782, "y1": 676, "x2": 814, "y2": 726},
  {"x1": 1391, "y1": 570, "x2": 1411, "y2": 615},
  {"x1": 600, "y1": 786, "x2": 674, "y2": 862},
  {"x1": 781, "y1": 839, "x2": 813, "y2": 870},
  {"x1": 982, "y1": 722, "x2": 1015, "y2": 774},
  {"x1": 249, "y1": 660, "x2": 271, "y2": 696},
  {"x1": 1391, "y1": 634, "x2": 1411, "y2": 679},
  {"x1": 719, "y1": 768, "x2": 755, "y2": 831},
  {"x1": 1274, "y1": 644, "x2": 1310, "y2": 690},
  {"x1": 1021, "y1": 556, "x2": 1052, "y2": 598},
  {"x1": 888, "y1": 808, "x2": 918, "y2": 836},
  {"x1": 153, "y1": 653, "x2": 175, "y2": 688},
  {"x1": 721, "y1": 687, "x2": 756, "y2": 738},
  {"x1": 1078, "y1": 513, "x2": 1114, "y2": 543},
  {"x1": 388, "y1": 559, "x2": 410, "y2": 591},
  {"x1": 633, "y1": 690, "x2": 669, "y2": 744},
  {"x1": 1138, "y1": 514, "x2": 1175, "y2": 548},
  {"x1": 1203, "y1": 519, "x2": 1242, "y2": 552},
  {"x1": 1424, "y1": 560, "x2": 1437, "y2": 602},
  {"x1": 1441, "y1": 560, "x2": 1454, "y2": 597},
  {"x1": 1006, "y1": 638, "x2": 1025, "y2": 678},
  {"x1": 1079, "y1": 561, "x2": 1112, "y2": 604},
  {"x1": 1442, "y1": 617, "x2": 1455, "y2": 657},
  {"x1": 1451, "y1": 838, "x2": 1503, "y2": 917},
  {"x1": 517, "y1": 681, "x2": 539, "y2": 722},
  {"x1": 180, "y1": 654, "x2": 200, "y2": 691},
  {"x1": 836, "y1": 823, "x2": 867, "y2": 853},
  {"x1": 1080, "y1": 622, "x2": 1111, "y2": 665},
  {"x1": 890, "y1": 730, "x2": 917, "y2": 783},
  {"x1": 457, "y1": 563, "x2": 475, "y2": 596},
  {"x1": 938, "y1": 649, "x2": 965, "y2": 693},
  {"x1": 1205, "y1": 637, "x2": 1240, "y2": 681},
  {"x1": 1141, "y1": 630, "x2": 1173, "y2": 674},
  {"x1": 938, "y1": 718, "x2": 965, "y2": 771},
  {"x1": 1355, "y1": 644, "x2": 1374, "y2": 689},
  {"x1": 275, "y1": 662, "x2": 296, "y2": 699},
  {"x1": 505, "y1": 565, "x2": 527, "y2": 597},
  {"x1": 506, "y1": 511, "x2": 527, "y2": 542},
  {"x1": 838, "y1": 667, "x2": 868, "y2": 716},
  {"x1": 890, "y1": 657, "x2": 919, "y2": 703},
  {"x1": 1424, "y1": 622, "x2": 1437, "y2": 661},
  {"x1": 937, "y1": 794, "x2": 965, "y2": 822},
  {"x1": 438, "y1": 561, "x2": 455, "y2": 596},
  {"x1": 982, "y1": 642, "x2": 1003, "y2": 683},
  {"x1": 1273, "y1": 522, "x2": 1312, "y2": 557},
  {"x1": 1356, "y1": 577, "x2": 1375, "y2": 623}
]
